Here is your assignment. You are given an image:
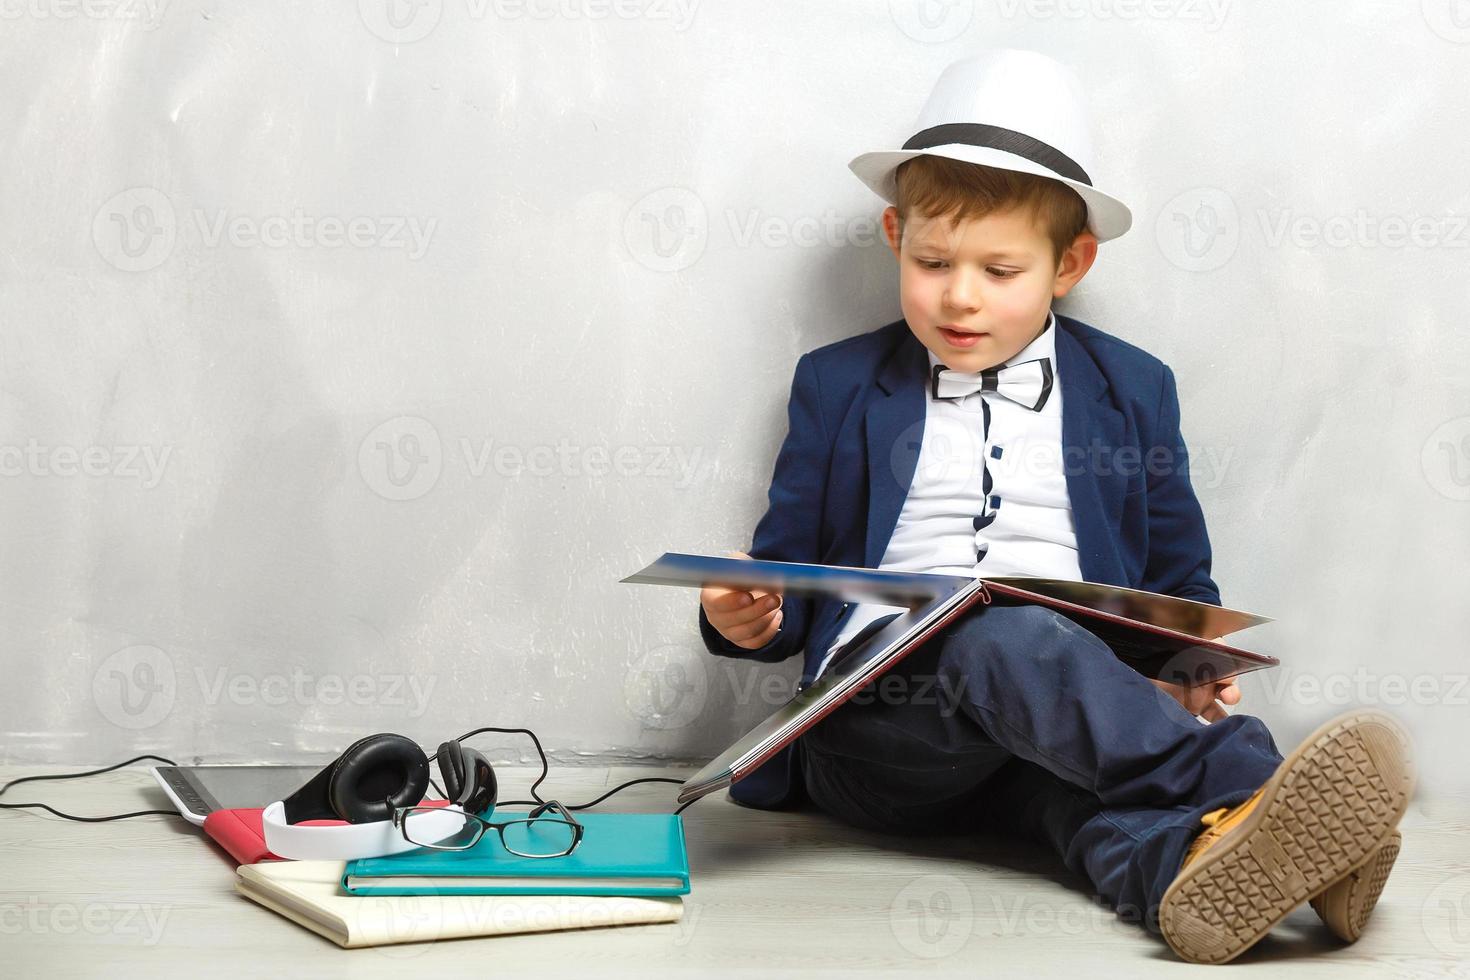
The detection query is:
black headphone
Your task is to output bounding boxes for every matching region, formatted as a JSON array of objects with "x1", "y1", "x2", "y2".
[
  {"x1": 0, "y1": 726, "x2": 699, "y2": 826},
  {"x1": 280, "y1": 732, "x2": 497, "y2": 824}
]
